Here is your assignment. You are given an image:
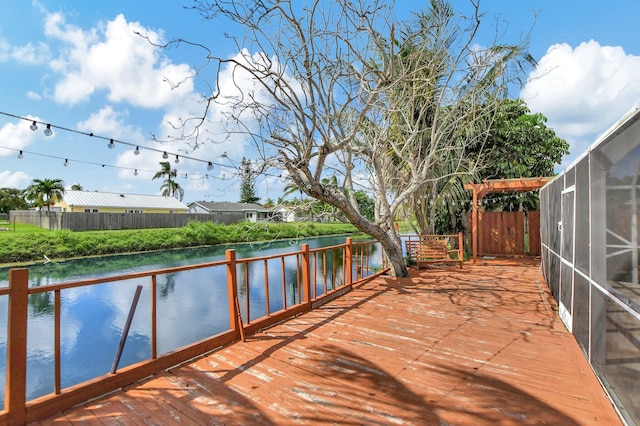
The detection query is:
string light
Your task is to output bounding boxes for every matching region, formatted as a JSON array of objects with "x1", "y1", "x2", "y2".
[
  {"x1": 0, "y1": 111, "x2": 222, "y2": 169},
  {"x1": 0, "y1": 111, "x2": 289, "y2": 184},
  {"x1": 0, "y1": 144, "x2": 233, "y2": 182},
  {"x1": 64, "y1": 158, "x2": 69, "y2": 167},
  {"x1": 175, "y1": 155, "x2": 180, "y2": 164},
  {"x1": 108, "y1": 139, "x2": 115, "y2": 149}
]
